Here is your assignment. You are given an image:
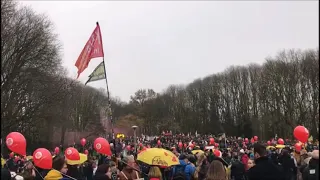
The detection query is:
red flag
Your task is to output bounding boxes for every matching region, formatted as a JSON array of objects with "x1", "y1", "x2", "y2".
[{"x1": 75, "y1": 22, "x2": 104, "y2": 78}]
